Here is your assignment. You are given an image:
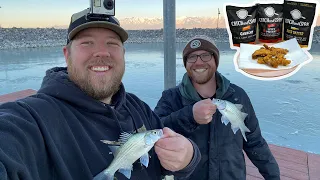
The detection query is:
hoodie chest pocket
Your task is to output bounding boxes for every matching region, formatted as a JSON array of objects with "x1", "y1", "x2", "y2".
[{"x1": 217, "y1": 132, "x2": 244, "y2": 163}]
